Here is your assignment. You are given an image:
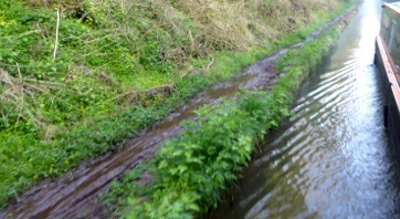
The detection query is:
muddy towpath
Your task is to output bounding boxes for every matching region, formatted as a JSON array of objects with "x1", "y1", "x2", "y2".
[{"x1": 0, "y1": 6, "x2": 355, "y2": 219}]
